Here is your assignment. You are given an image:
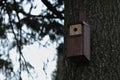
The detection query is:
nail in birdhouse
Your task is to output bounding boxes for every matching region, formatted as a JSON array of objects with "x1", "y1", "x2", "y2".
[{"x1": 67, "y1": 22, "x2": 90, "y2": 64}]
